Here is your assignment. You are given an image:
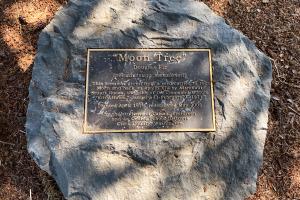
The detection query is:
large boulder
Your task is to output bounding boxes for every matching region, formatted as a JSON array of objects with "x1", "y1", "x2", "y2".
[{"x1": 26, "y1": 0, "x2": 272, "y2": 199}]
